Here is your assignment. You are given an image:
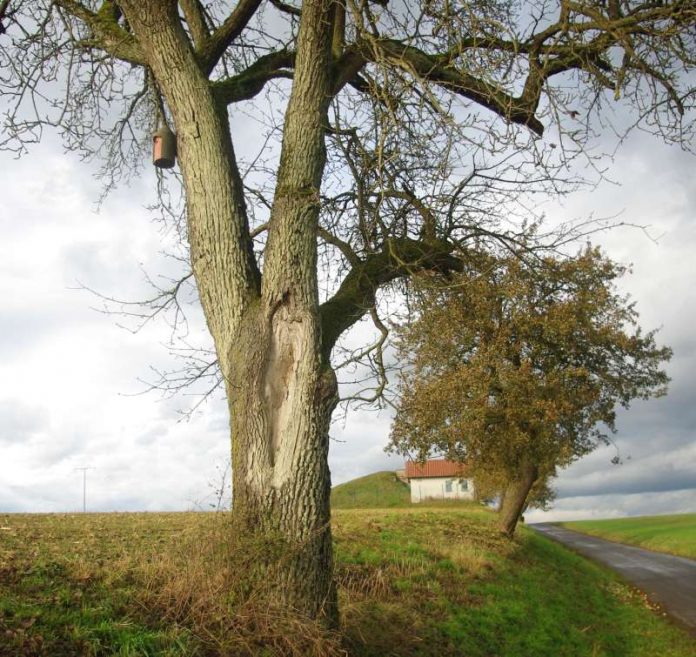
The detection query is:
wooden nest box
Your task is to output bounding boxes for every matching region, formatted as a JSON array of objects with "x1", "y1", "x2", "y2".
[{"x1": 153, "y1": 123, "x2": 176, "y2": 169}]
